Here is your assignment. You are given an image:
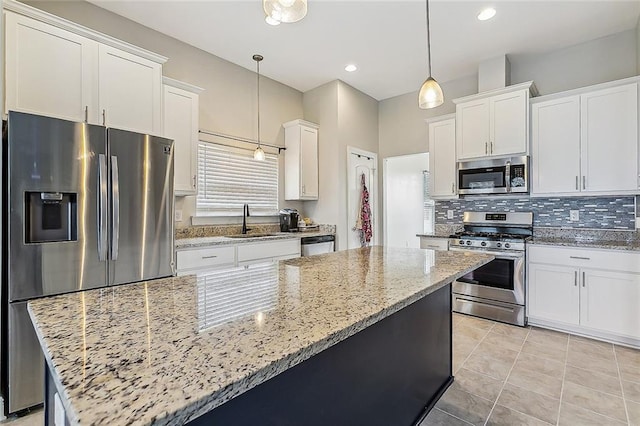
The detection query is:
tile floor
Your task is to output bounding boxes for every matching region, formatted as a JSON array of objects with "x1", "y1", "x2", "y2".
[
  {"x1": 422, "y1": 313, "x2": 640, "y2": 426},
  {"x1": 3, "y1": 314, "x2": 639, "y2": 426}
]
